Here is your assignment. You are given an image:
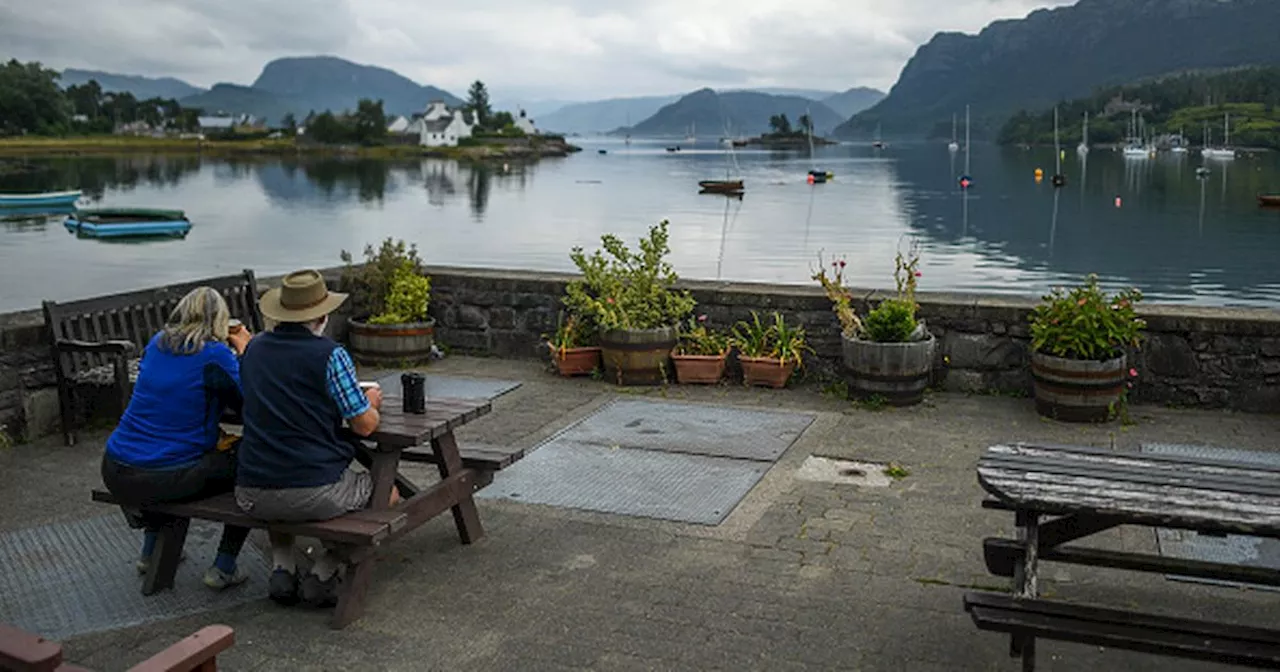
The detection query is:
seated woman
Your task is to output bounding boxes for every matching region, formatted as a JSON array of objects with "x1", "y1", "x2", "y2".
[{"x1": 100, "y1": 286, "x2": 253, "y2": 590}]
